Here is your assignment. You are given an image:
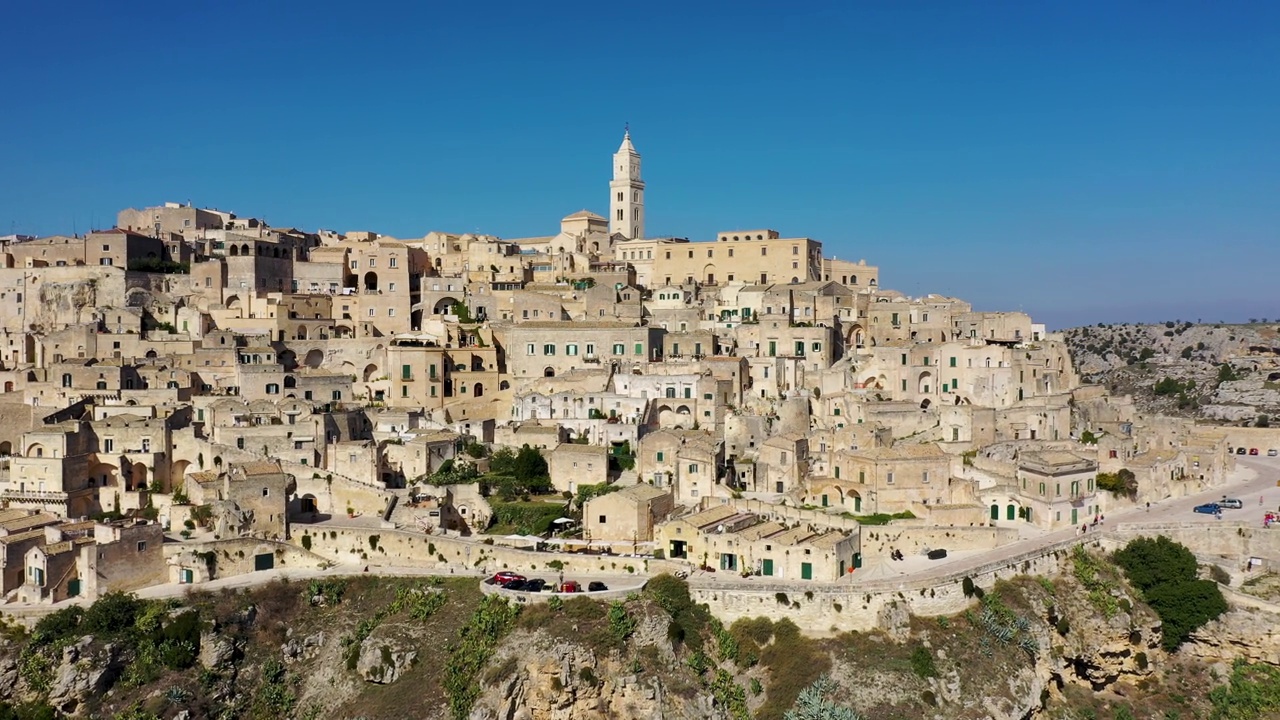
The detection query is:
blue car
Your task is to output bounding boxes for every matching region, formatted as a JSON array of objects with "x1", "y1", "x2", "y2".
[{"x1": 1193, "y1": 503, "x2": 1221, "y2": 515}]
